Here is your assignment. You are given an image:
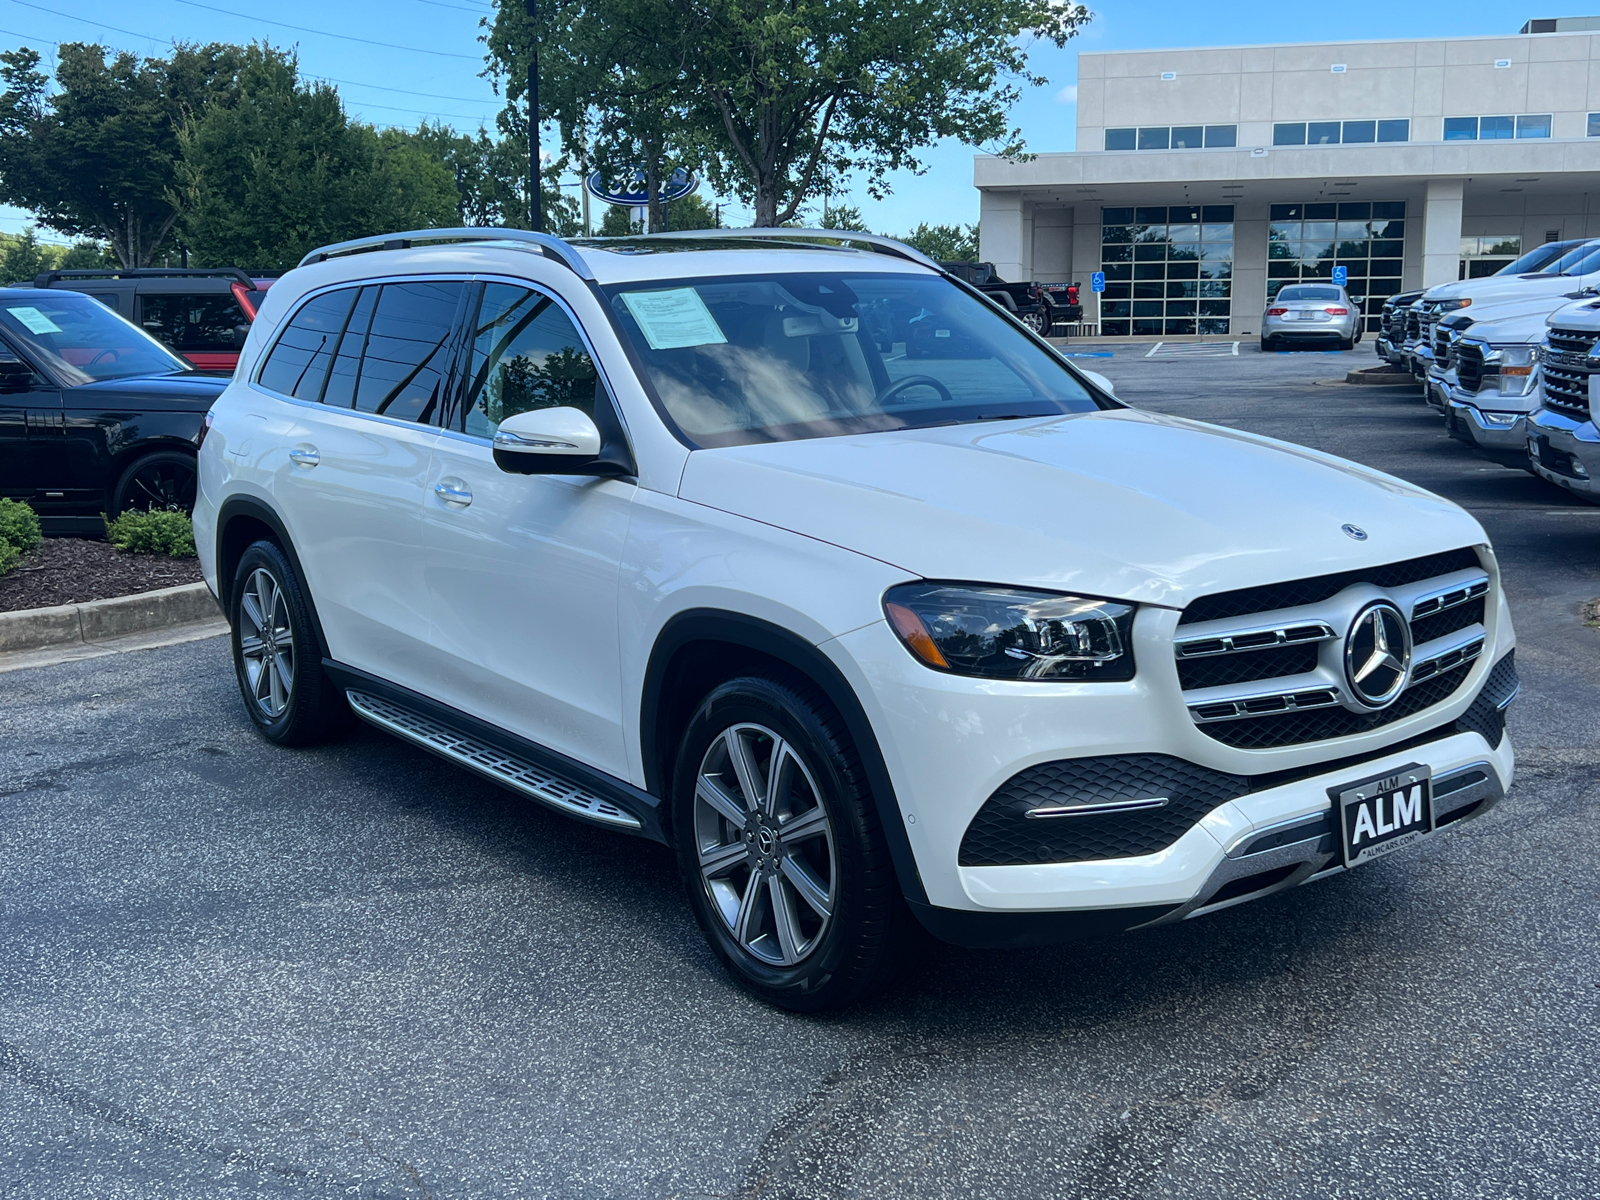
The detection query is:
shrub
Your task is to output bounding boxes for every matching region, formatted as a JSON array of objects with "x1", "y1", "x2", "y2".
[
  {"x1": 104, "y1": 509, "x2": 197, "y2": 557},
  {"x1": 0, "y1": 497, "x2": 41, "y2": 554},
  {"x1": 0, "y1": 538, "x2": 17, "y2": 576}
]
